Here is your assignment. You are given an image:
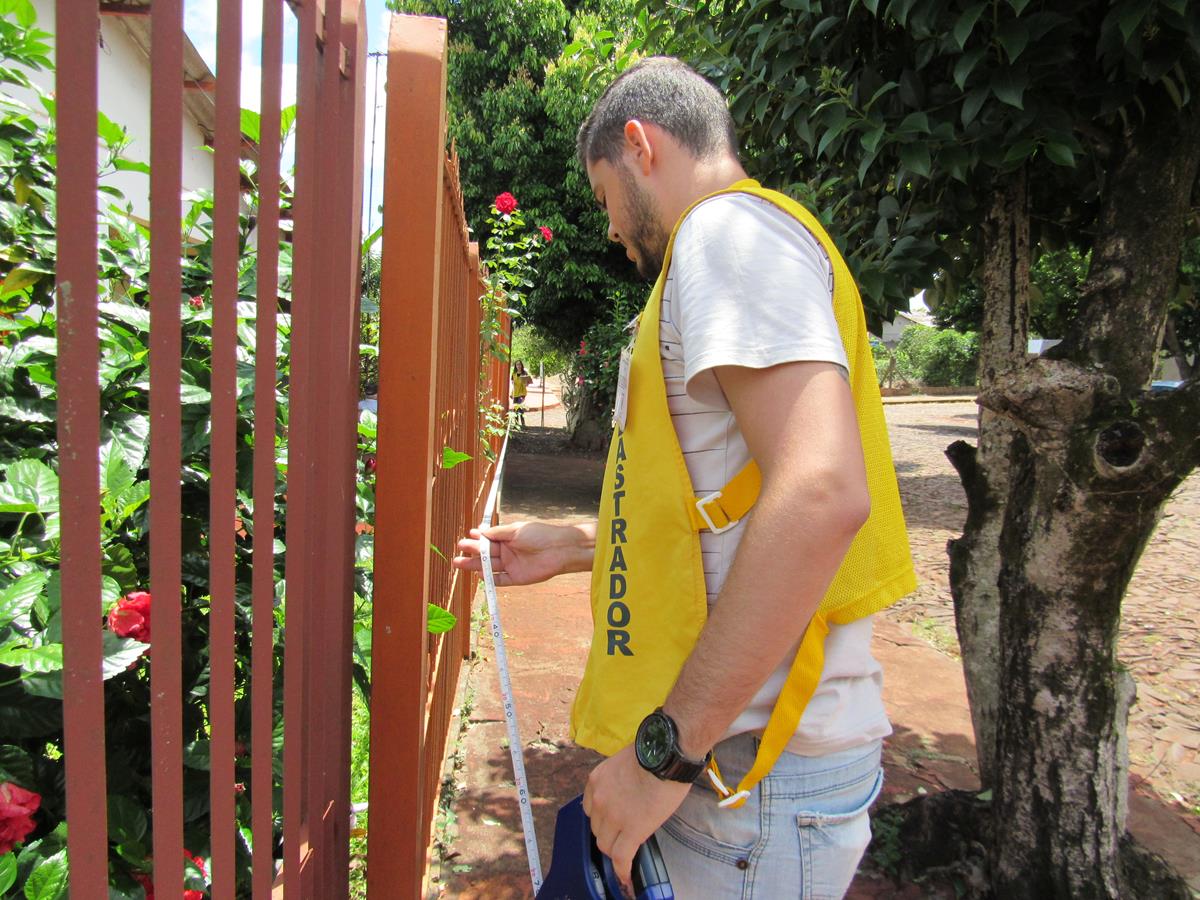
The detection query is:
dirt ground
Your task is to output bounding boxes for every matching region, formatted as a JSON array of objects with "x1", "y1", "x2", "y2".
[{"x1": 429, "y1": 394, "x2": 1200, "y2": 898}]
